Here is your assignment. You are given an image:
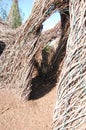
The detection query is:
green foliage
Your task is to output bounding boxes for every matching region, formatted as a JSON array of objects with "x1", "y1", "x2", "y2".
[
  {"x1": 12, "y1": 2, "x2": 22, "y2": 28},
  {"x1": 44, "y1": 45, "x2": 50, "y2": 53},
  {"x1": 0, "y1": 0, "x2": 22, "y2": 28}
]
